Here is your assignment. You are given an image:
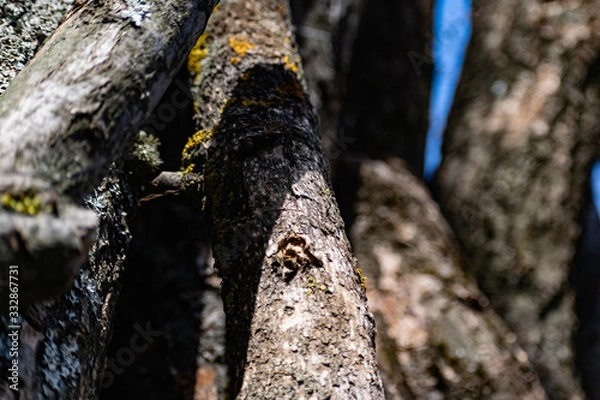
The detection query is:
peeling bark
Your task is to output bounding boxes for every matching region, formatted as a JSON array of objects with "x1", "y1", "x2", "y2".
[
  {"x1": 351, "y1": 158, "x2": 547, "y2": 399},
  {"x1": 434, "y1": 1, "x2": 600, "y2": 397},
  {"x1": 183, "y1": 0, "x2": 383, "y2": 397}
]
